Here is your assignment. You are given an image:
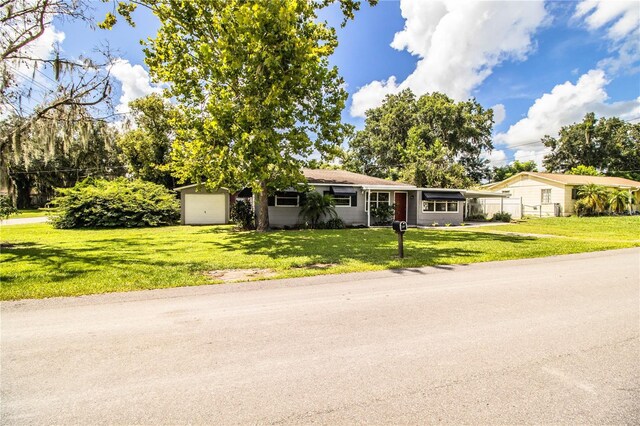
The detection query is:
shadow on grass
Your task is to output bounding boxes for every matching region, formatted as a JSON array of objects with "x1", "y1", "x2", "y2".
[
  {"x1": 204, "y1": 228, "x2": 537, "y2": 267},
  {"x1": 0, "y1": 238, "x2": 200, "y2": 288},
  {"x1": 1, "y1": 227, "x2": 537, "y2": 293}
]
